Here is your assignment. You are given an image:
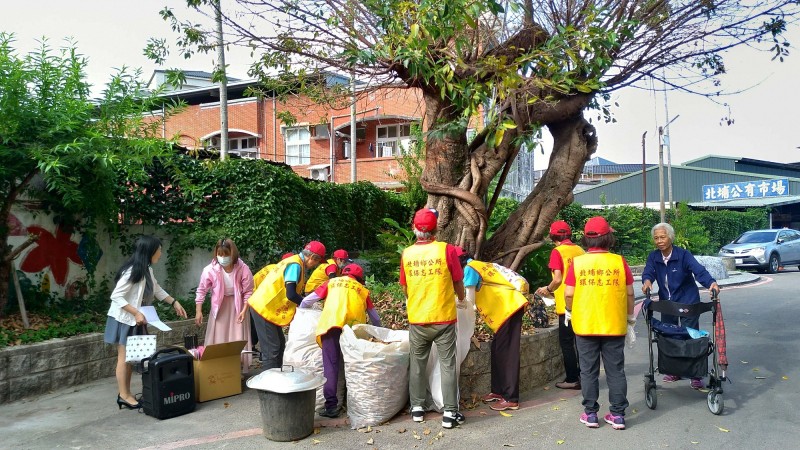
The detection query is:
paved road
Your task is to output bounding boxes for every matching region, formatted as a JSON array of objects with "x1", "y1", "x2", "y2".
[{"x1": 2, "y1": 270, "x2": 798, "y2": 449}]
